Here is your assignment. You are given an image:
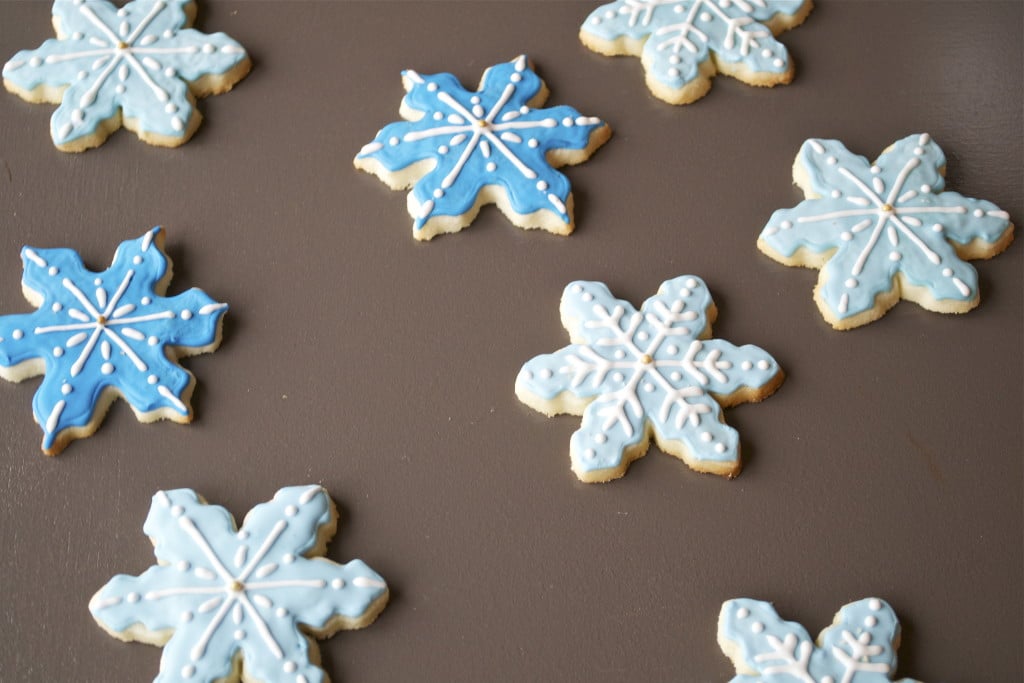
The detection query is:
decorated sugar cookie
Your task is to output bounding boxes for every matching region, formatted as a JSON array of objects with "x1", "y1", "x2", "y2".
[
  {"x1": 2, "y1": 0, "x2": 250, "y2": 152},
  {"x1": 718, "y1": 598, "x2": 922, "y2": 682},
  {"x1": 90, "y1": 486, "x2": 389, "y2": 683},
  {"x1": 579, "y1": 0, "x2": 813, "y2": 105},
  {"x1": 515, "y1": 276, "x2": 783, "y2": 483},
  {"x1": 354, "y1": 55, "x2": 611, "y2": 240},
  {"x1": 758, "y1": 134, "x2": 1014, "y2": 329},
  {"x1": 0, "y1": 227, "x2": 227, "y2": 454}
]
